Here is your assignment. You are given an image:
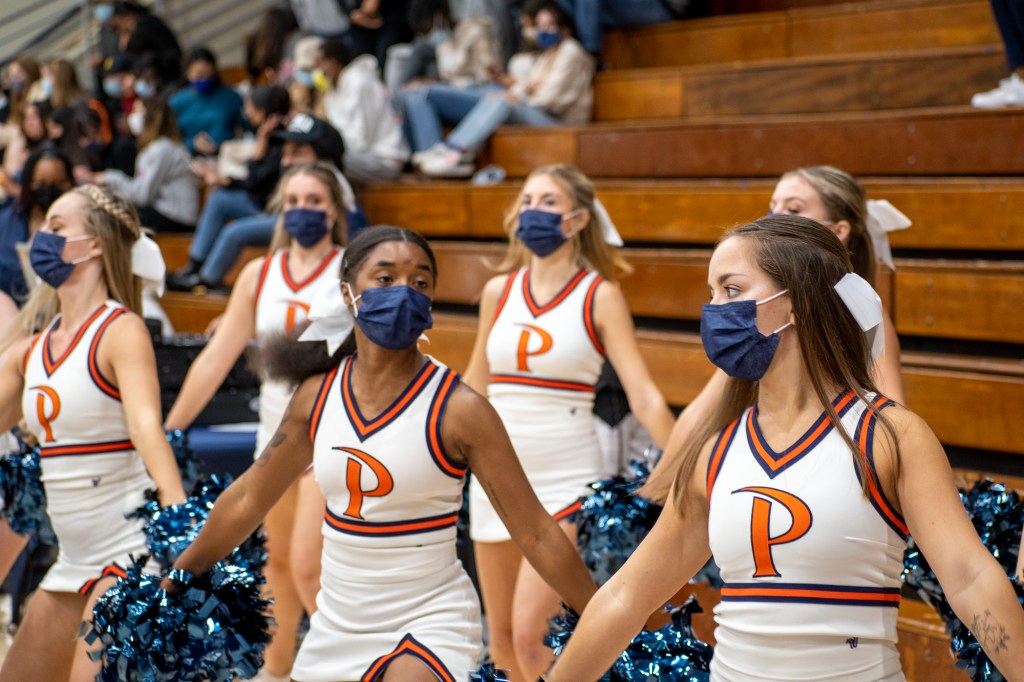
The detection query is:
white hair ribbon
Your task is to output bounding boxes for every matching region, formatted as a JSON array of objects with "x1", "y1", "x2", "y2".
[
  {"x1": 131, "y1": 234, "x2": 166, "y2": 296},
  {"x1": 593, "y1": 198, "x2": 623, "y2": 246},
  {"x1": 834, "y1": 272, "x2": 885, "y2": 361},
  {"x1": 865, "y1": 199, "x2": 911, "y2": 272},
  {"x1": 298, "y1": 276, "x2": 354, "y2": 355},
  {"x1": 331, "y1": 168, "x2": 358, "y2": 212}
]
